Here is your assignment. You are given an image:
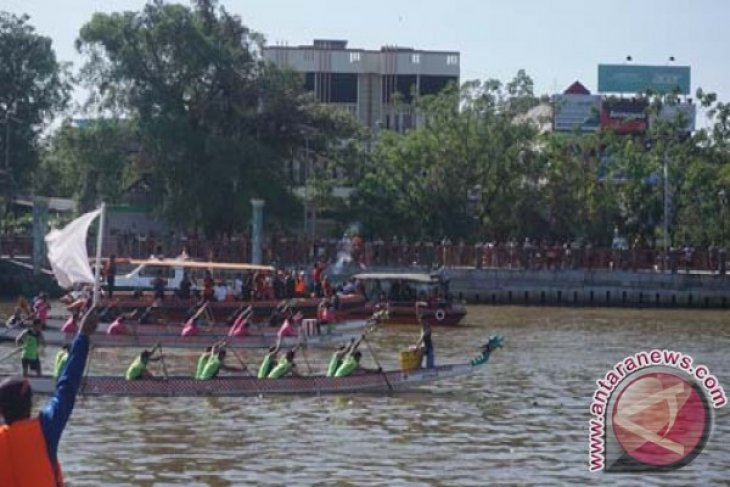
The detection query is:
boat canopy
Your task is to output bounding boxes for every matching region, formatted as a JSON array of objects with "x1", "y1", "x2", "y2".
[
  {"x1": 128, "y1": 258, "x2": 275, "y2": 272},
  {"x1": 353, "y1": 273, "x2": 439, "y2": 283}
]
